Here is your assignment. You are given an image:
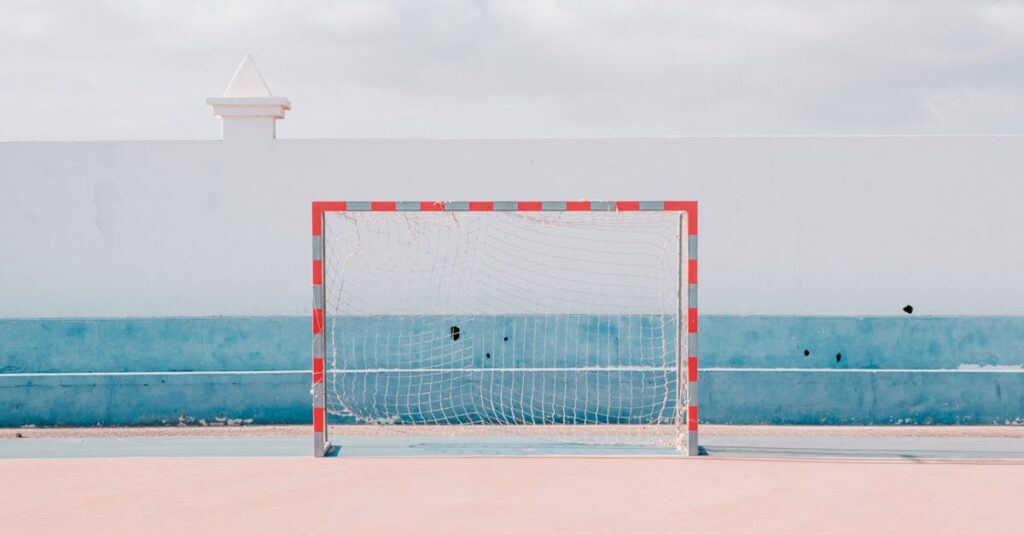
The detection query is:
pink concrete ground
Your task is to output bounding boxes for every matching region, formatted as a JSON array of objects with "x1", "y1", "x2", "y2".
[{"x1": 2, "y1": 456, "x2": 1021, "y2": 534}]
